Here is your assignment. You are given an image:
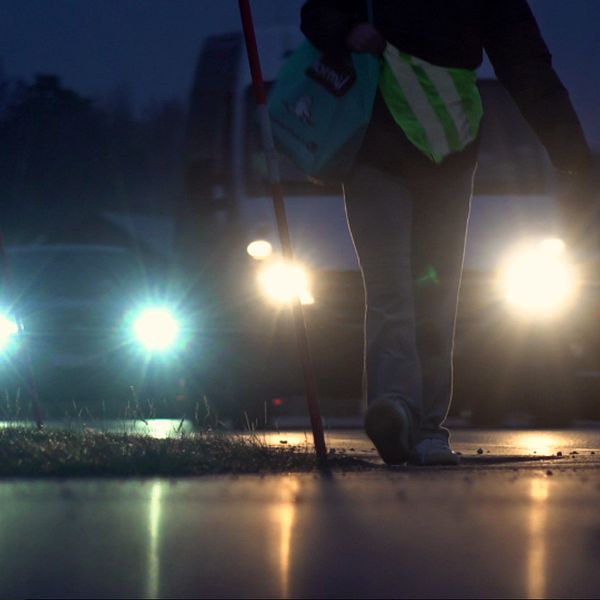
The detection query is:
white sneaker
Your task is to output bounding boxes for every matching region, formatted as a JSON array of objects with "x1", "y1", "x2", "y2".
[{"x1": 408, "y1": 437, "x2": 461, "y2": 466}]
